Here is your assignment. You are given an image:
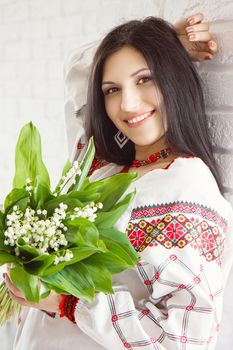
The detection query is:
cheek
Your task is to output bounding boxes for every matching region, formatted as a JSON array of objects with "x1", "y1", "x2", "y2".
[
  {"x1": 144, "y1": 86, "x2": 163, "y2": 106},
  {"x1": 104, "y1": 97, "x2": 119, "y2": 123}
]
